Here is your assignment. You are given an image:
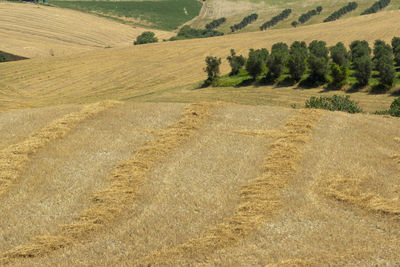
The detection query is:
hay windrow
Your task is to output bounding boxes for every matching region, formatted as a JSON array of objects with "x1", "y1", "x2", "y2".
[
  {"x1": 323, "y1": 175, "x2": 400, "y2": 217},
  {"x1": 138, "y1": 109, "x2": 322, "y2": 265},
  {"x1": 0, "y1": 102, "x2": 218, "y2": 263},
  {"x1": 0, "y1": 101, "x2": 117, "y2": 198}
]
